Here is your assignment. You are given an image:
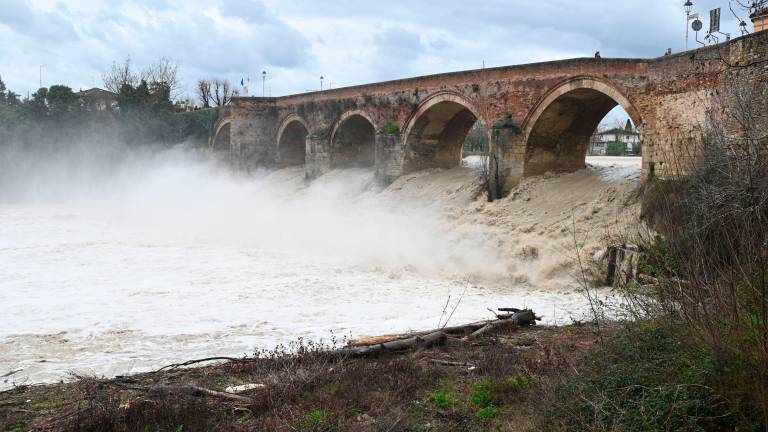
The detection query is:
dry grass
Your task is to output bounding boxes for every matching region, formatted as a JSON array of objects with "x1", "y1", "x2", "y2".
[{"x1": 0, "y1": 323, "x2": 608, "y2": 432}]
